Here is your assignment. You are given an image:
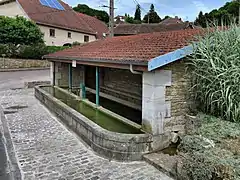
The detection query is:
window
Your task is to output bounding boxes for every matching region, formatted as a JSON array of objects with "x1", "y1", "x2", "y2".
[
  {"x1": 84, "y1": 35, "x2": 89, "y2": 42},
  {"x1": 68, "y1": 32, "x2": 71, "y2": 38},
  {"x1": 49, "y1": 29, "x2": 55, "y2": 37}
]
